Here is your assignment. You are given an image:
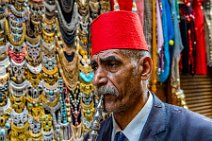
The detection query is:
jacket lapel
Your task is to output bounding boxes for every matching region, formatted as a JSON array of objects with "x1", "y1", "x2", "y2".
[
  {"x1": 96, "y1": 116, "x2": 113, "y2": 141},
  {"x1": 139, "y1": 94, "x2": 167, "y2": 141}
]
